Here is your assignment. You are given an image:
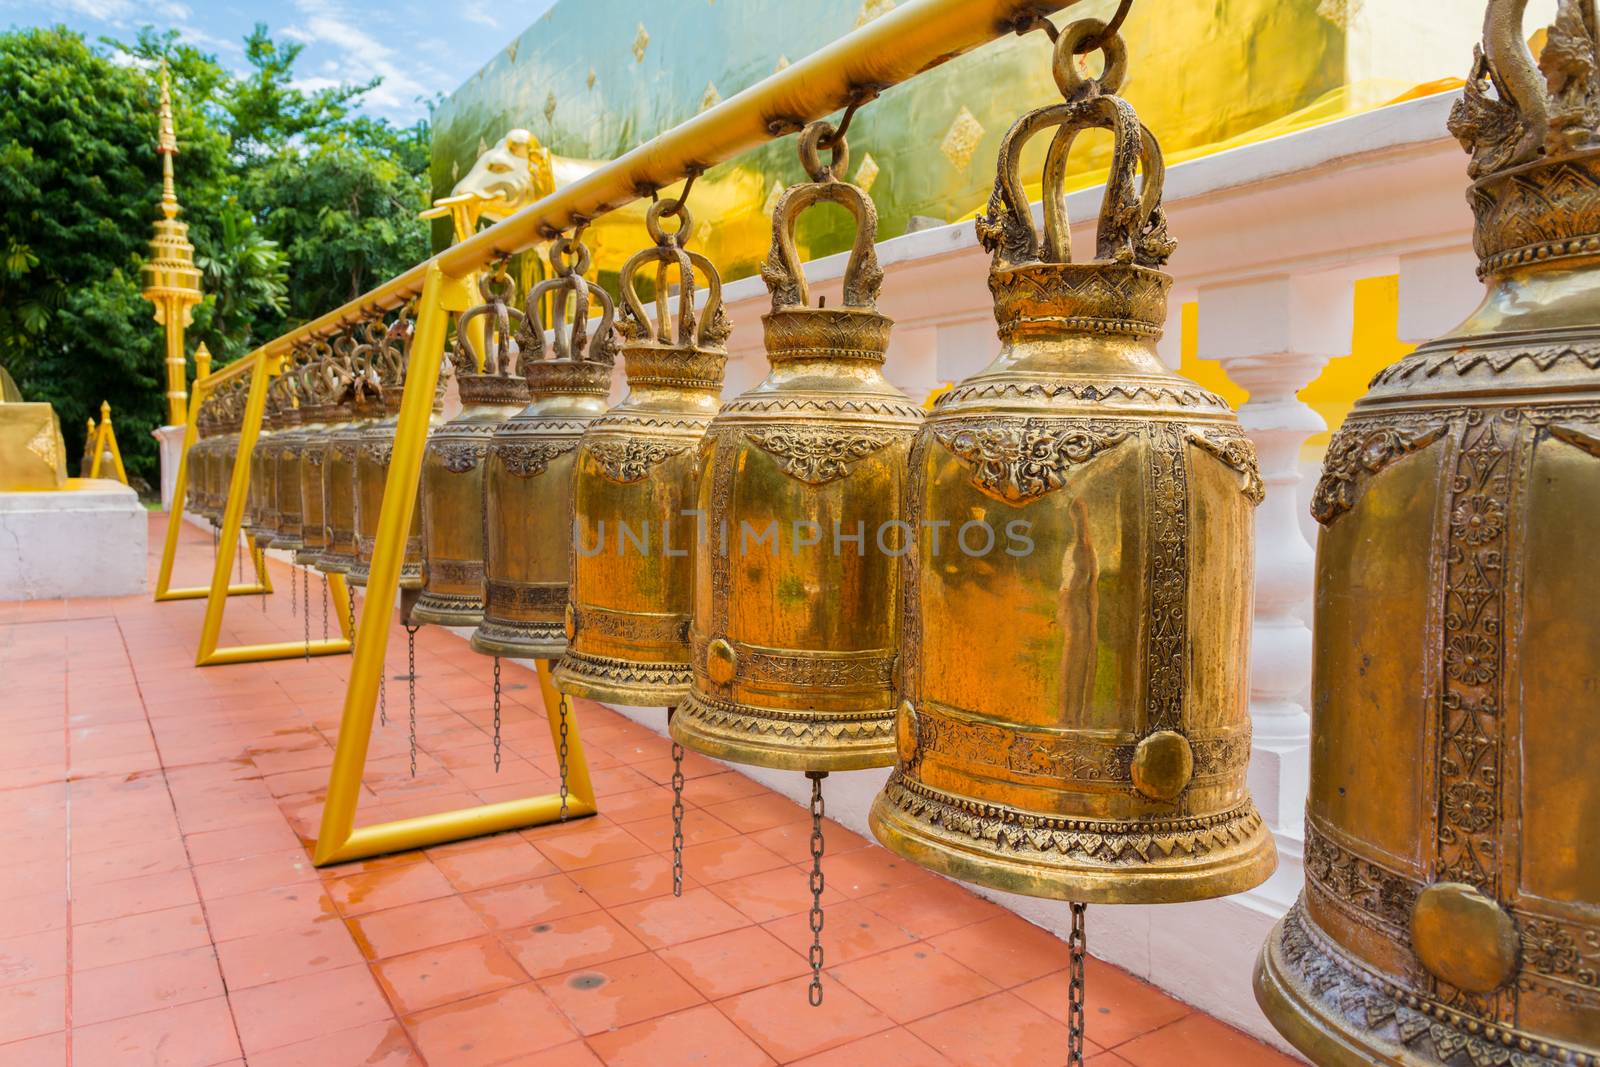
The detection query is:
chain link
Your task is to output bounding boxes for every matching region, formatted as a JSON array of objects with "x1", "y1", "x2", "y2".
[
  {"x1": 405, "y1": 624, "x2": 418, "y2": 778},
  {"x1": 303, "y1": 567, "x2": 310, "y2": 660},
  {"x1": 321, "y1": 572, "x2": 328, "y2": 643},
  {"x1": 290, "y1": 561, "x2": 297, "y2": 616},
  {"x1": 557, "y1": 696, "x2": 570, "y2": 822},
  {"x1": 806, "y1": 771, "x2": 827, "y2": 1007},
  {"x1": 491, "y1": 657, "x2": 502, "y2": 773},
  {"x1": 1068, "y1": 901, "x2": 1088, "y2": 1065},
  {"x1": 378, "y1": 654, "x2": 387, "y2": 727},
  {"x1": 668, "y1": 707, "x2": 685, "y2": 898}
]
